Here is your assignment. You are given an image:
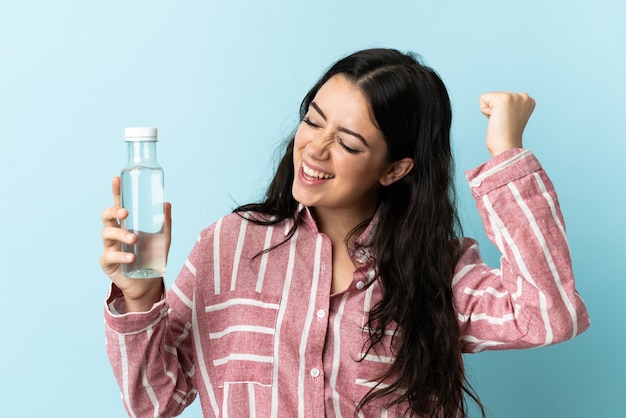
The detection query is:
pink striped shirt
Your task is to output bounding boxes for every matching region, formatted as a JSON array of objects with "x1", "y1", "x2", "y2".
[{"x1": 105, "y1": 149, "x2": 590, "y2": 417}]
